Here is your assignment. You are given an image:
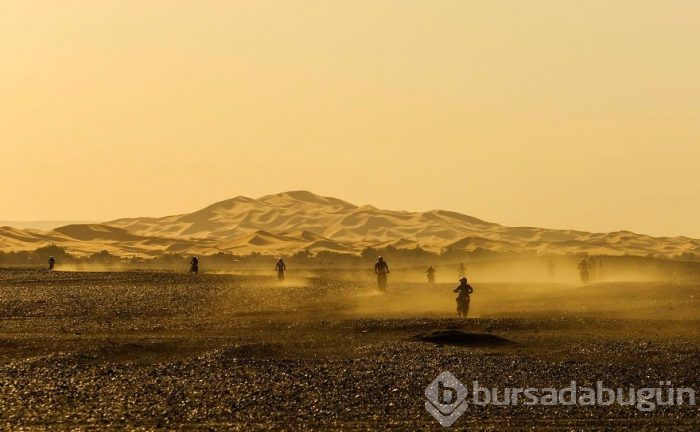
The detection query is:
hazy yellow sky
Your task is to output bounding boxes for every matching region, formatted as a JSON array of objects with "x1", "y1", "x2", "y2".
[{"x1": 1, "y1": 1, "x2": 699, "y2": 237}]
